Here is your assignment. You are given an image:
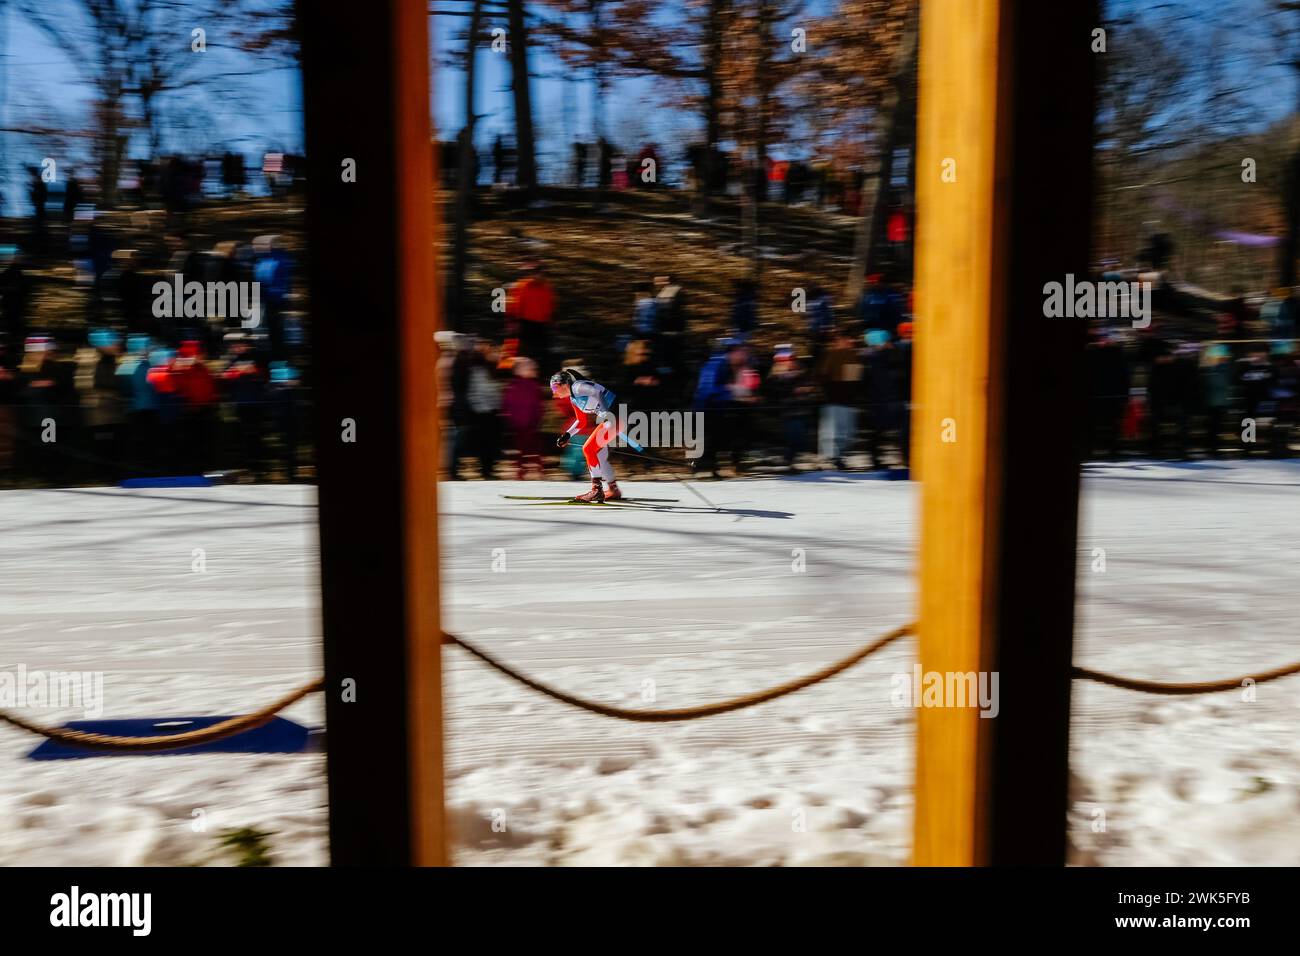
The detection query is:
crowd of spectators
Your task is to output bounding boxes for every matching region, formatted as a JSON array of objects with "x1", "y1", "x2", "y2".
[
  {"x1": 6, "y1": 153, "x2": 1299, "y2": 488},
  {"x1": 1, "y1": 161, "x2": 308, "y2": 486},
  {"x1": 436, "y1": 261, "x2": 1300, "y2": 480},
  {"x1": 1088, "y1": 324, "x2": 1300, "y2": 461}
]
